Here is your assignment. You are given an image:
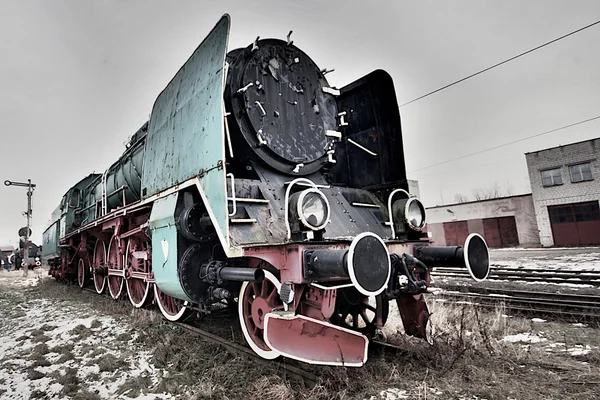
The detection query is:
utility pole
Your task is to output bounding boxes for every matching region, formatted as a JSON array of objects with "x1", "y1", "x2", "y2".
[{"x1": 4, "y1": 179, "x2": 36, "y2": 277}]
